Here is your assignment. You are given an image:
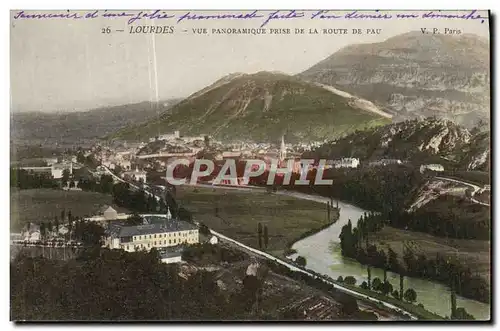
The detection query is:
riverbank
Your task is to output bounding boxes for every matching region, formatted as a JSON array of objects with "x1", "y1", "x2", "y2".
[{"x1": 284, "y1": 207, "x2": 340, "y2": 257}]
